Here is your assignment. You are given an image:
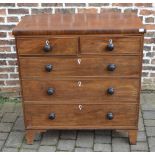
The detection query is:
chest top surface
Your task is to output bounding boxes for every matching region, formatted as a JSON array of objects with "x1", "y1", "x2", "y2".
[{"x1": 13, "y1": 12, "x2": 145, "y2": 36}]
